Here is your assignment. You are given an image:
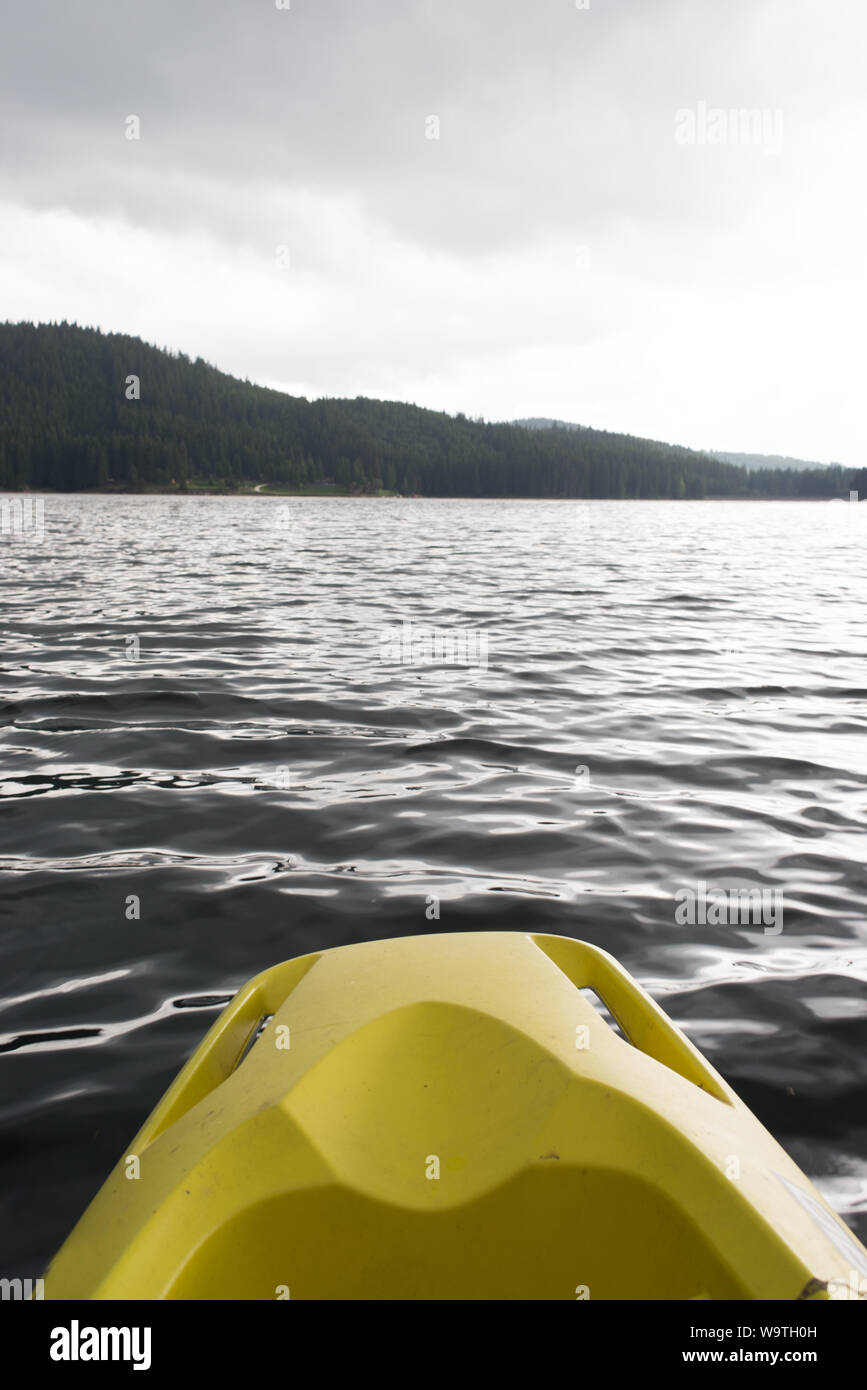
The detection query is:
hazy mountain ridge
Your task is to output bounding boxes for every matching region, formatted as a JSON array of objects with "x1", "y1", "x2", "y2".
[
  {"x1": 515, "y1": 423, "x2": 836, "y2": 474},
  {"x1": 710, "y1": 450, "x2": 838, "y2": 473},
  {"x1": 512, "y1": 418, "x2": 589, "y2": 432}
]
